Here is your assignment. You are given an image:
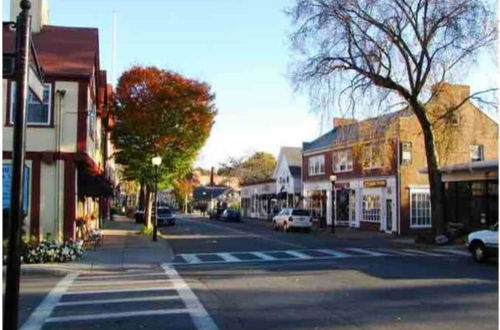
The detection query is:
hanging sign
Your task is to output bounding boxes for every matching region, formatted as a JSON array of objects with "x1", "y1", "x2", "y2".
[{"x1": 363, "y1": 180, "x2": 386, "y2": 188}]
